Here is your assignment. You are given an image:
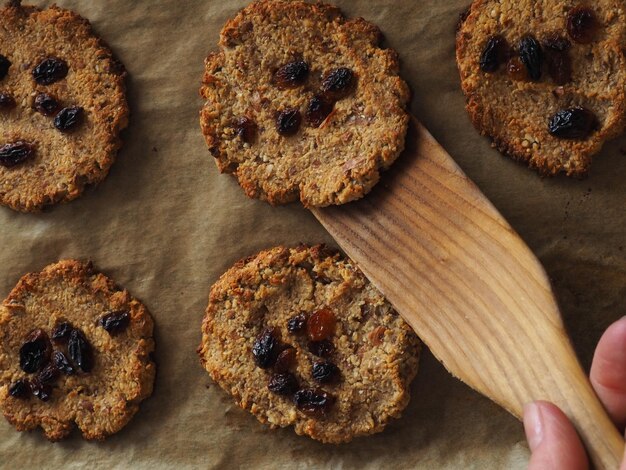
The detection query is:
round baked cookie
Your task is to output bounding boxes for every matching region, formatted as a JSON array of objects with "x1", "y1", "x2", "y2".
[
  {"x1": 198, "y1": 245, "x2": 420, "y2": 443},
  {"x1": 0, "y1": 260, "x2": 155, "y2": 441},
  {"x1": 0, "y1": 1, "x2": 128, "y2": 212},
  {"x1": 456, "y1": 1, "x2": 626, "y2": 176},
  {"x1": 200, "y1": 0, "x2": 410, "y2": 207}
]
